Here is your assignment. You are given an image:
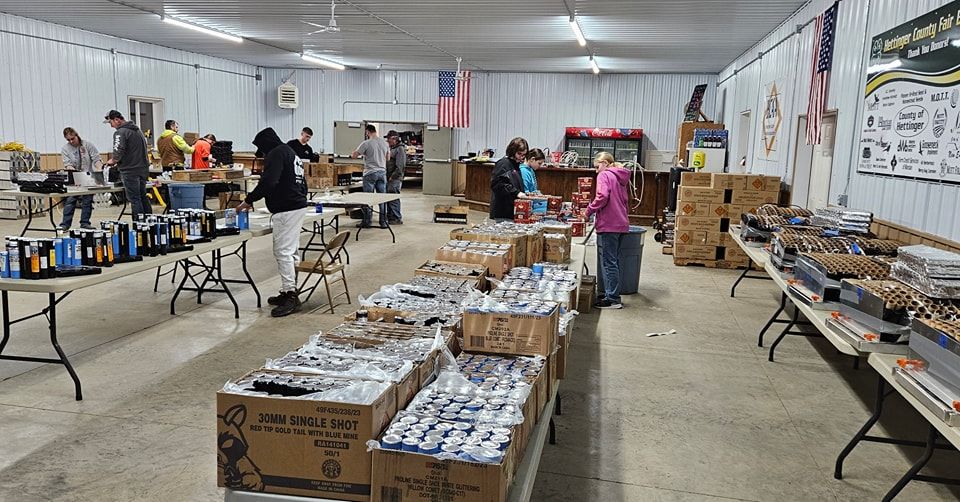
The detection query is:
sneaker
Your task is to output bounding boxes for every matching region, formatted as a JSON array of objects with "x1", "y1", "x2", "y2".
[
  {"x1": 355, "y1": 222, "x2": 372, "y2": 229},
  {"x1": 379, "y1": 223, "x2": 389, "y2": 229},
  {"x1": 271, "y1": 291, "x2": 302, "y2": 317},
  {"x1": 267, "y1": 291, "x2": 285, "y2": 306},
  {"x1": 595, "y1": 299, "x2": 623, "y2": 309},
  {"x1": 388, "y1": 219, "x2": 403, "y2": 225}
]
